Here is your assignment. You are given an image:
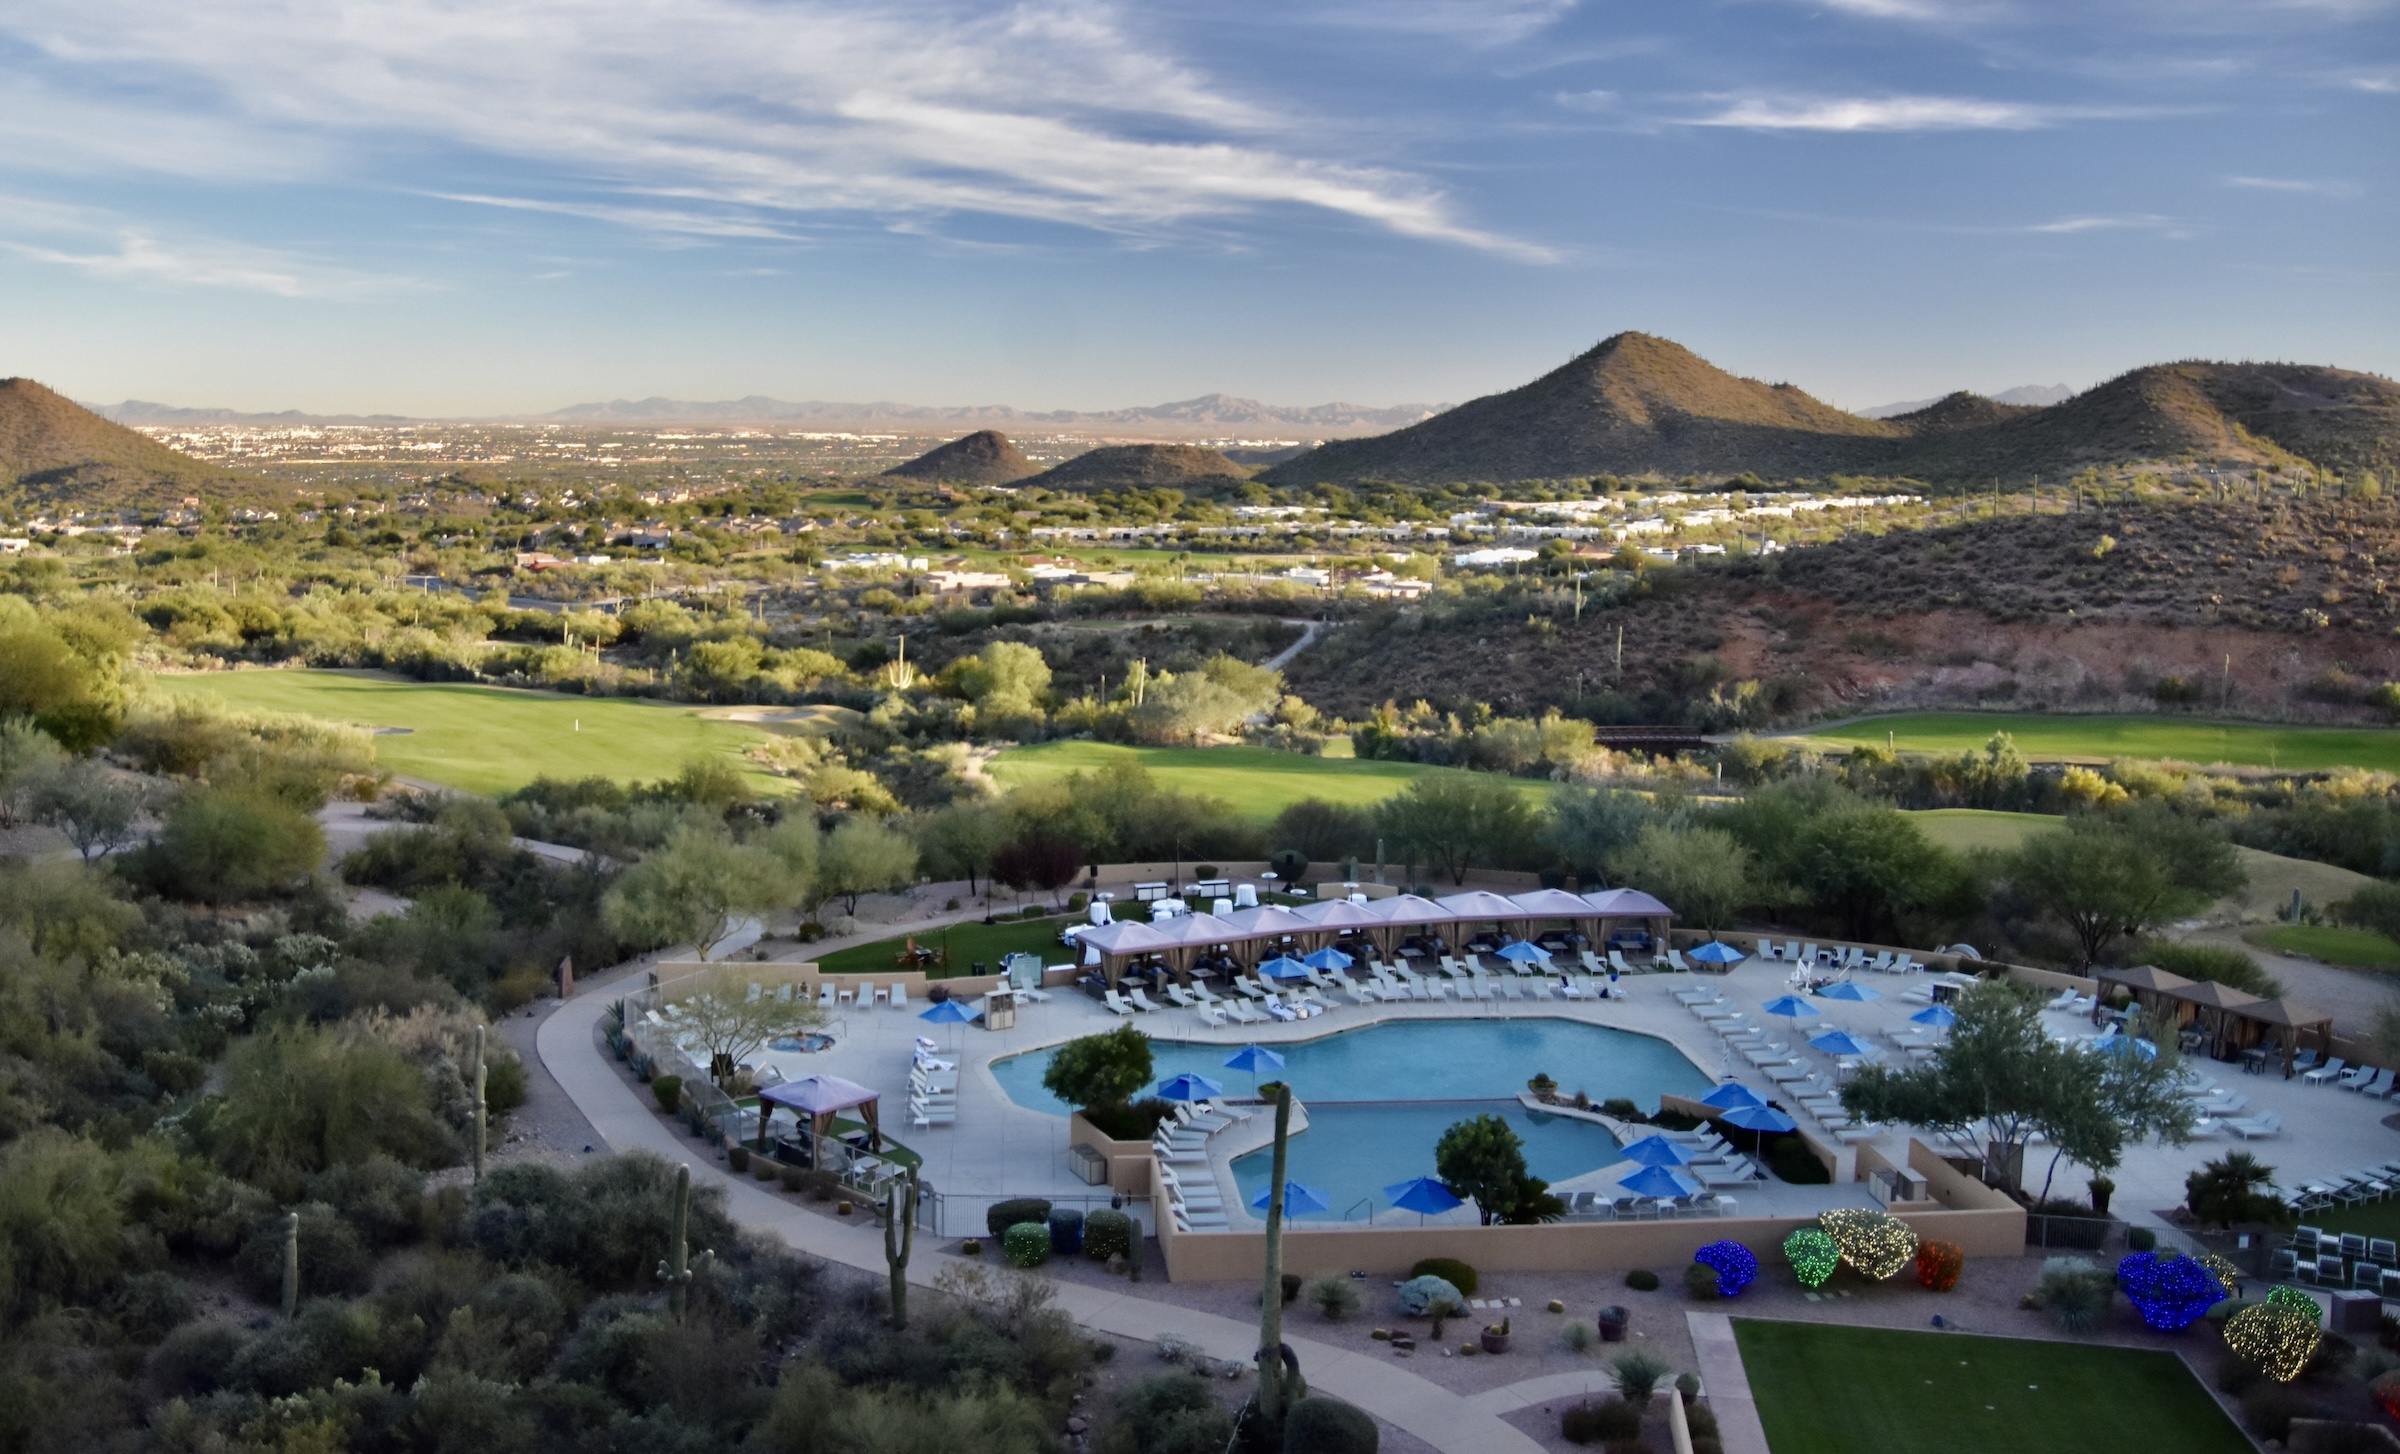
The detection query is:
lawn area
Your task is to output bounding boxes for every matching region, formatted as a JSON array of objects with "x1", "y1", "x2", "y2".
[
  {"x1": 1907, "y1": 808, "x2": 2055, "y2": 854},
  {"x1": 1733, "y1": 1319, "x2": 2249, "y2": 1454},
  {"x1": 2247, "y1": 923, "x2": 2400, "y2": 971},
  {"x1": 154, "y1": 669, "x2": 785, "y2": 796},
  {"x1": 986, "y1": 741, "x2": 1556, "y2": 821},
  {"x1": 812, "y1": 915, "x2": 1079, "y2": 978},
  {"x1": 2299, "y1": 1198, "x2": 2400, "y2": 1244},
  {"x1": 1800, "y1": 711, "x2": 2400, "y2": 773}
]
